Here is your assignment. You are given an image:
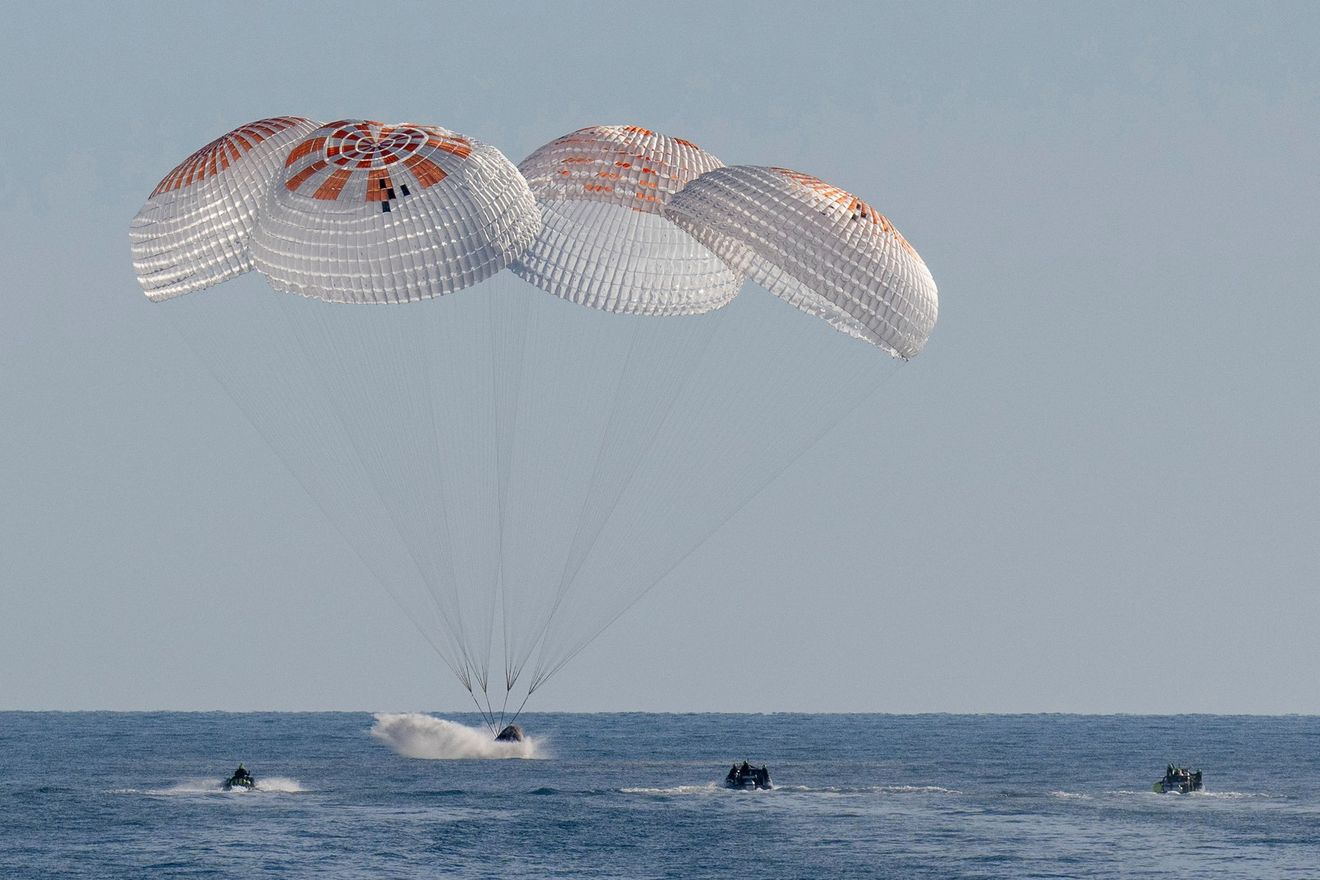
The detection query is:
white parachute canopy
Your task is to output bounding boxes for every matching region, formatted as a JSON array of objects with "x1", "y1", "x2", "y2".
[
  {"x1": 665, "y1": 165, "x2": 938, "y2": 358},
  {"x1": 251, "y1": 120, "x2": 540, "y2": 303},
  {"x1": 130, "y1": 116, "x2": 321, "y2": 300},
  {"x1": 512, "y1": 125, "x2": 741, "y2": 315},
  {"x1": 134, "y1": 119, "x2": 932, "y2": 730}
]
